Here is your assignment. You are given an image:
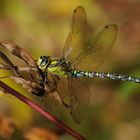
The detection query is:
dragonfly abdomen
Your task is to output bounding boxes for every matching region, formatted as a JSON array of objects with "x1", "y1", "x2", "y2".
[{"x1": 71, "y1": 70, "x2": 140, "y2": 83}]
